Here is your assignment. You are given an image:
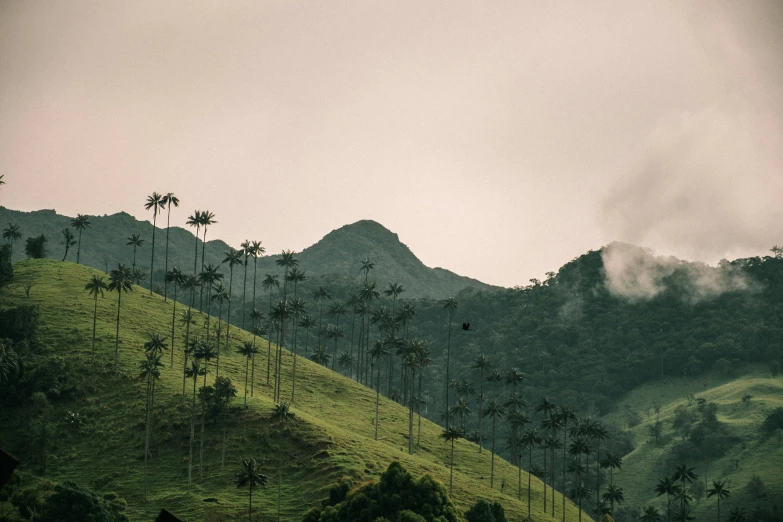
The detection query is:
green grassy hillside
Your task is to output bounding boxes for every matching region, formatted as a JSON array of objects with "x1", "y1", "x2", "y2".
[
  {"x1": 0, "y1": 259, "x2": 586, "y2": 521},
  {"x1": 603, "y1": 370, "x2": 783, "y2": 519}
]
